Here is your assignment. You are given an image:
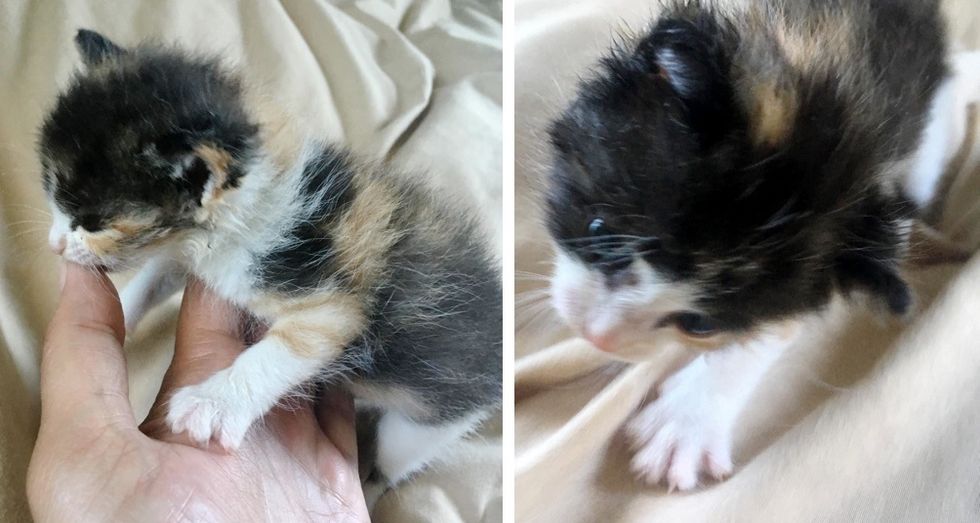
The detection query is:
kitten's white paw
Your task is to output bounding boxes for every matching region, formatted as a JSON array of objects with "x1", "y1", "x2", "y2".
[
  {"x1": 624, "y1": 380, "x2": 734, "y2": 491},
  {"x1": 166, "y1": 374, "x2": 255, "y2": 449}
]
